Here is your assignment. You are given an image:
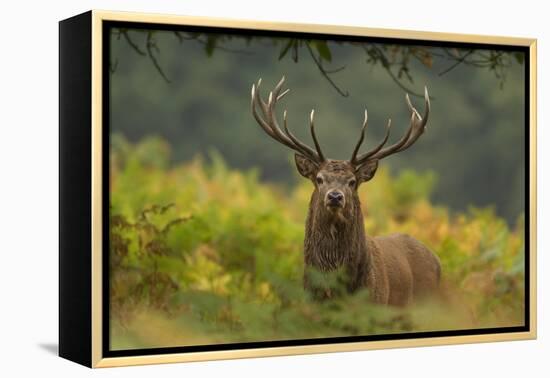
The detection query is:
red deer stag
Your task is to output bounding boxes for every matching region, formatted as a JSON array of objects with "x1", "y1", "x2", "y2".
[{"x1": 251, "y1": 76, "x2": 441, "y2": 306}]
